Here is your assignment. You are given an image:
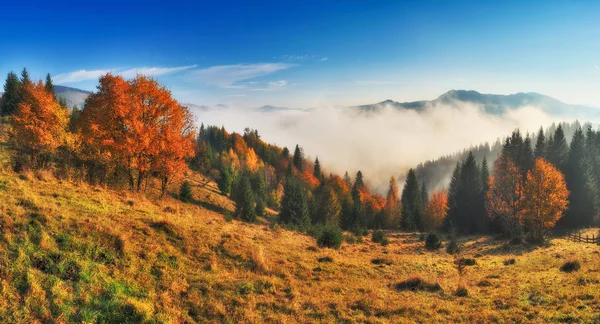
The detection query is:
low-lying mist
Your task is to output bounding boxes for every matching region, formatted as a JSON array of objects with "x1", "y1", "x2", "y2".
[{"x1": 191, "y1": 102, "x2": 572, "y2": 193}]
